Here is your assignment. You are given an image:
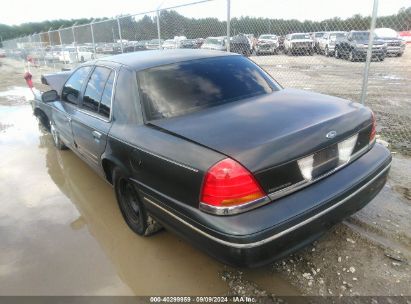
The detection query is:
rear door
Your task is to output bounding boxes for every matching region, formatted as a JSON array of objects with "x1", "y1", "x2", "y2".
[
  {"x1": 53, "y1": 66, "x2": 92, "y2": 147},
  {"x1": 70, "y1": 65, "x2": 116, "y2": 168}
]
